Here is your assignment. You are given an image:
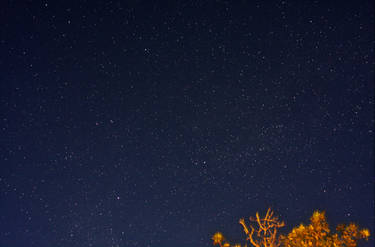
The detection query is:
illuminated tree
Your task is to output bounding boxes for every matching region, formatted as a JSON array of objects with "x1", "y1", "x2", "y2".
[
  {"x1": 212, "y1": 209, "x2": 370, "y2": 247},
  {"x1": 211, "y1": 232, "x2": 235, "y2": 247},
  {"x1": 212, "y1": 208, "x2": 285, "y2": 247},
  {"x1": 280, "y1": 211, "x2": 370, "y2": 247}
]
